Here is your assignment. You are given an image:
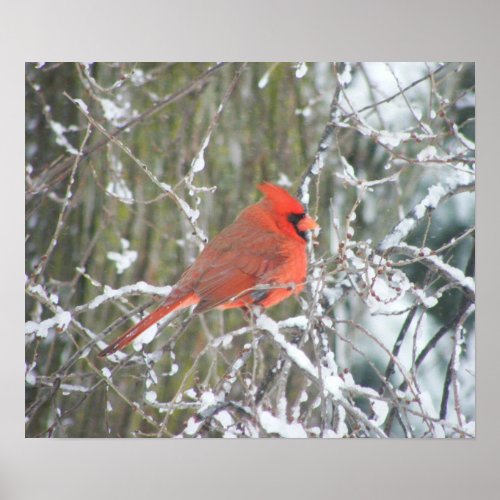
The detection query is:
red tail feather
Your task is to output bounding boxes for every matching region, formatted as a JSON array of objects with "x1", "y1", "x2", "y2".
[{"x1": 98, "y1": 293, "x2": 197, "y2": 357}]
